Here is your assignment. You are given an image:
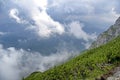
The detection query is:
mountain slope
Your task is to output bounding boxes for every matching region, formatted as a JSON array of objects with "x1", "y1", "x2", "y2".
[
  {"x1": 24, "y1": 36, "x2": 120, "y2": 80},
  {"x1": 90, "y1": 17, "x2": 120, "y2": 48}
]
